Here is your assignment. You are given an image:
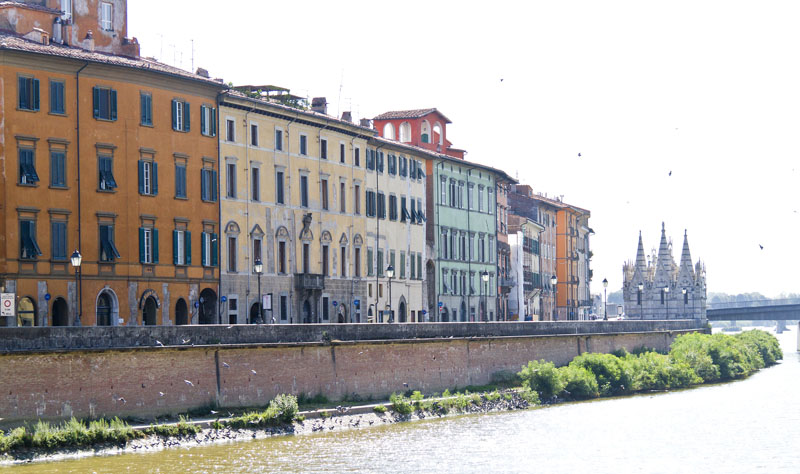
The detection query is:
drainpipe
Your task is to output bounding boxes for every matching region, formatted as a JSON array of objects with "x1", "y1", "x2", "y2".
[
  {"x1": 74, "y1": 61, "x2": 88, "y2": 325},
  {"x1": 216, "y1": 91, "x2": 225, "y2": 323},
  {"x1": 284, "y1": 115, "x2": 297, "y2": 323},
  {"x1": 374, "y1": 142, "x2": 386, "y2": 323}
]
